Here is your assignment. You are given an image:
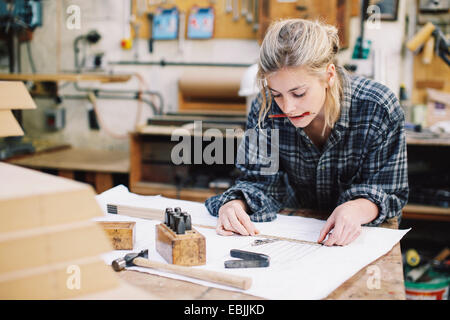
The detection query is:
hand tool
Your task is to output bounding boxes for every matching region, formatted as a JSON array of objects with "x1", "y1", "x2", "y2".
[
  {"x1": 157, "y1": 207, "x2": 206, "y2": 266},
  {"x1": 406, "y1": 247, "x2": 450, "y2": 282},
  {"x1": 111, "y1": 249, "x2": 252, "y2": 290},
  {"x1": 405, "y1": 248, "x2": 420, "y2": 267},
  {"x1": 224, "y1": 249, "x2": 270, "y2": 268}
]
